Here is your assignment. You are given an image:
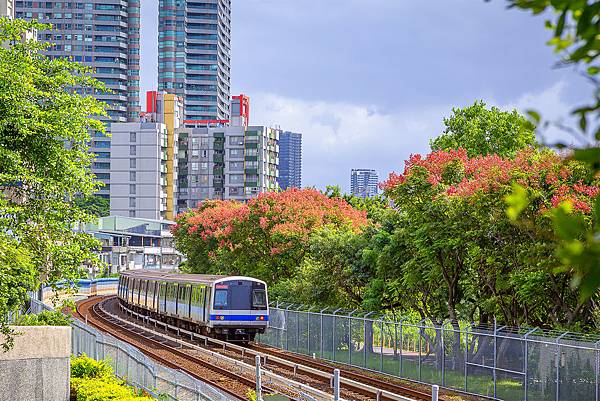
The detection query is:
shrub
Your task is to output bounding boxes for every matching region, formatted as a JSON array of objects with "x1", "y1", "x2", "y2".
[
  {"x1": 71, "y1": 355, "x2": 114, "y2": 381},
  {"x1": 70, "y1": 355, "x2": 152, "y2": 401},
  {"x1": 75, "y1": 379, "x2": 141, "y2": 401},
  {"x1": 16, "y1": 310, "x2": 72, "y2": 326}
]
